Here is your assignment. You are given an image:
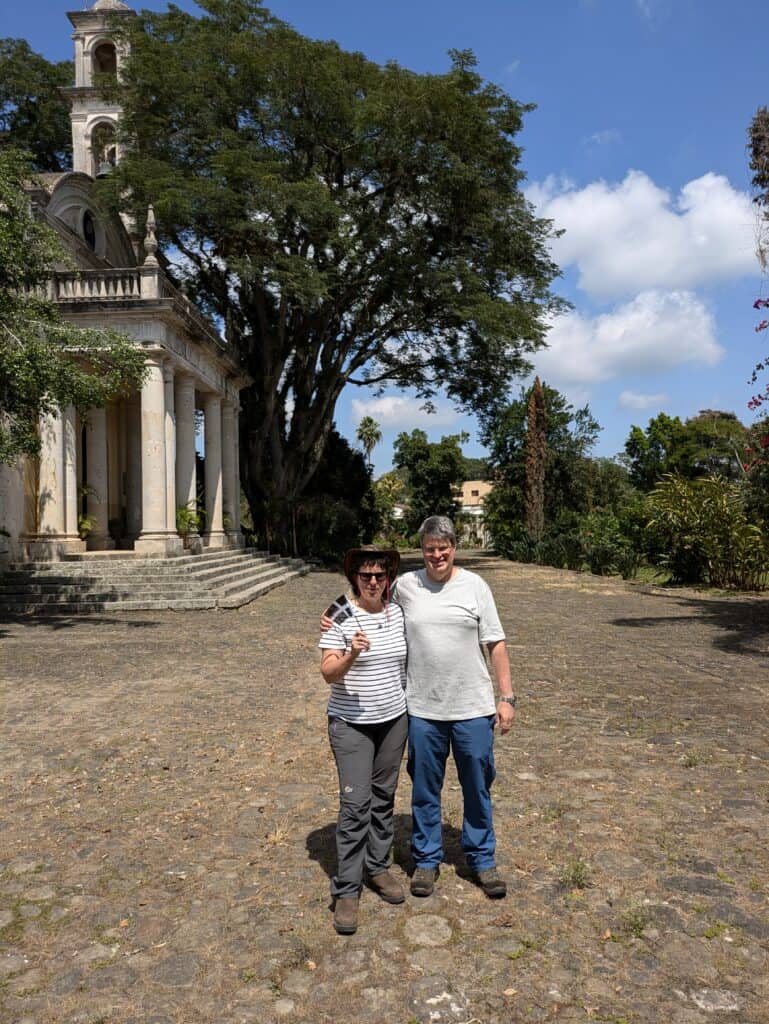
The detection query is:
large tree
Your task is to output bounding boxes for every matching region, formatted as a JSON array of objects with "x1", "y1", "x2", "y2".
[
  {"x1": 748, "y1": 108, "x2": 769, "y2": 411},
  {"x1": 622, "y1": 410, "x2": 747, "y2": 491},
  {"x1": 355, "y1": 416, "x2": 382, "y2": 471},
  {"x1": 524, "y1": 376, "x2": 546, "y2": 541},
  {"x1": 482, "y1": 381, "x2": 601, "y2": 528},
  {"x1": 0, "y1": 149, "x2": 146, "y2": 466},
  {"x1": 103, "y1": 0, "x2": 564, "y2": 551},
  {"x1": 0, "y1": 39, "x2": 73, "y2": 172},
  {"x1": 393, "y1": 429, "x2": 466, "y2": 535}
]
